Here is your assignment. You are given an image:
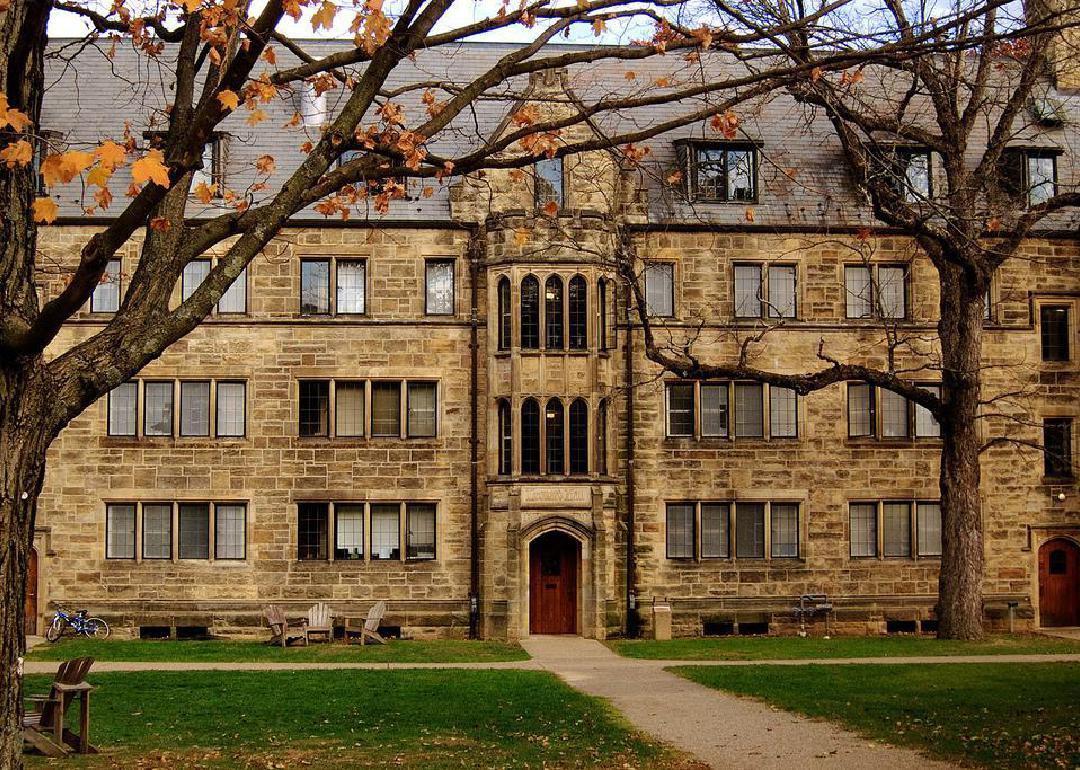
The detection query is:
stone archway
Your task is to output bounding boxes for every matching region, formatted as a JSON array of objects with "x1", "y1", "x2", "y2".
[
  {"x1": 518, "y1": 517, "x2": 597, "y2": 638},
  {"x1": 1039, "y1": 537, "x2": 1080, "y2": 627}
]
